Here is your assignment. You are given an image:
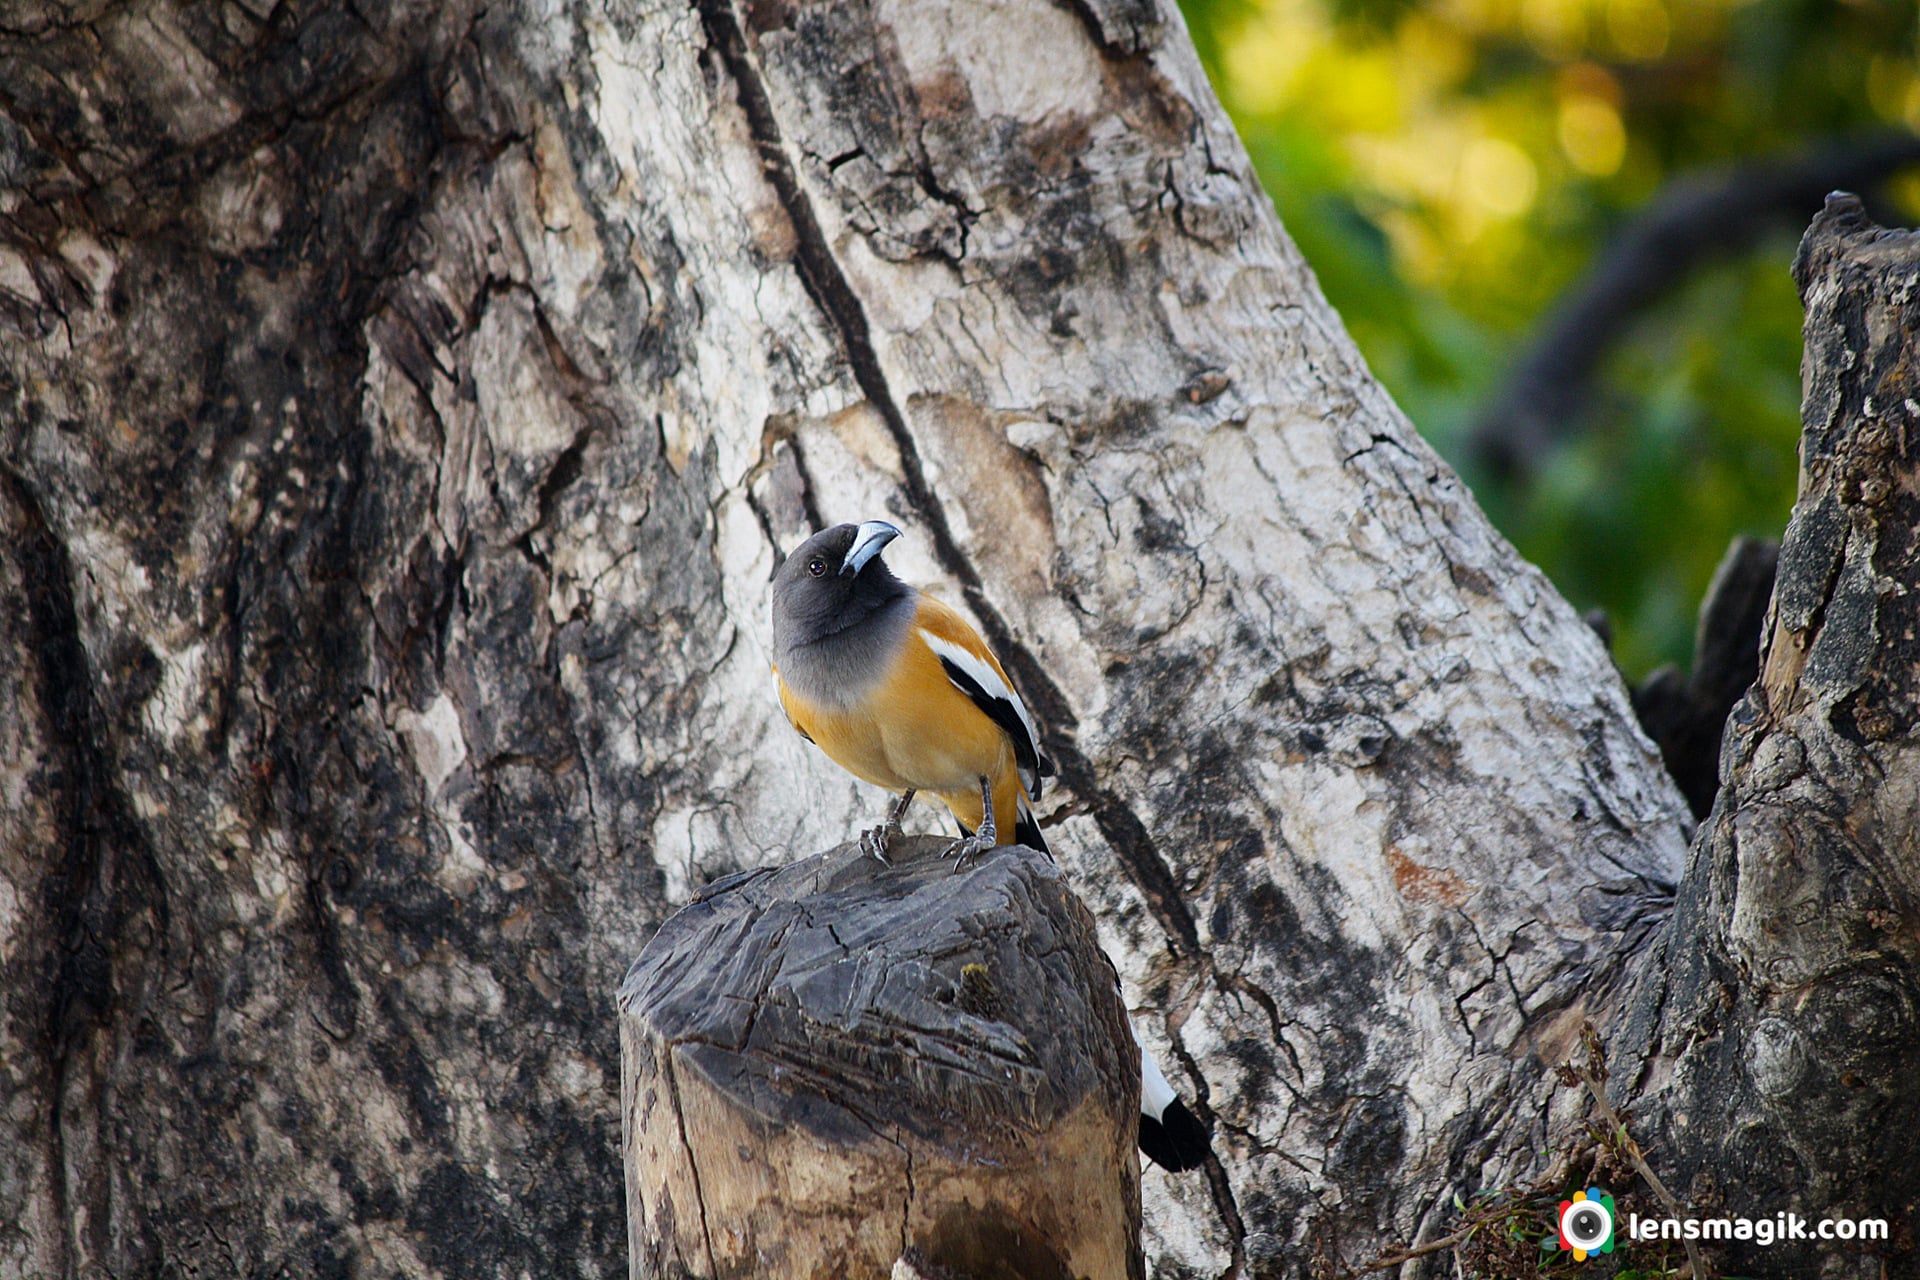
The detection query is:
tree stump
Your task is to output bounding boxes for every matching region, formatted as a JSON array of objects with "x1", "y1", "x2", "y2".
[{"x1": 618, "y1": 837, "x2": 1144, "y2": 1280}]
